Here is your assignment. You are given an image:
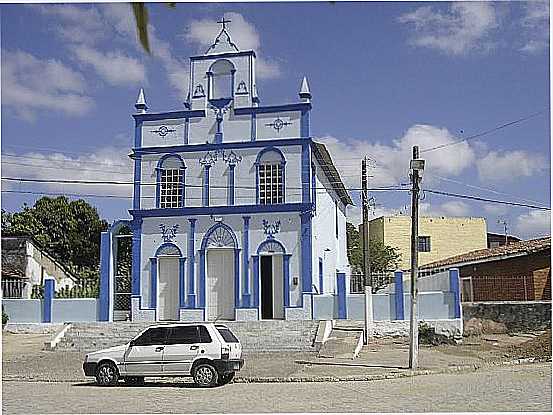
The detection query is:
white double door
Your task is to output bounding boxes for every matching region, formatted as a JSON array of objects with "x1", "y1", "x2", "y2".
[
  {"x1": 206, "y1": 248, "x2": 235, "y2": 321},
  {"x1": 158, "y1": 256, "x2": 179, "y2": 321}
]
